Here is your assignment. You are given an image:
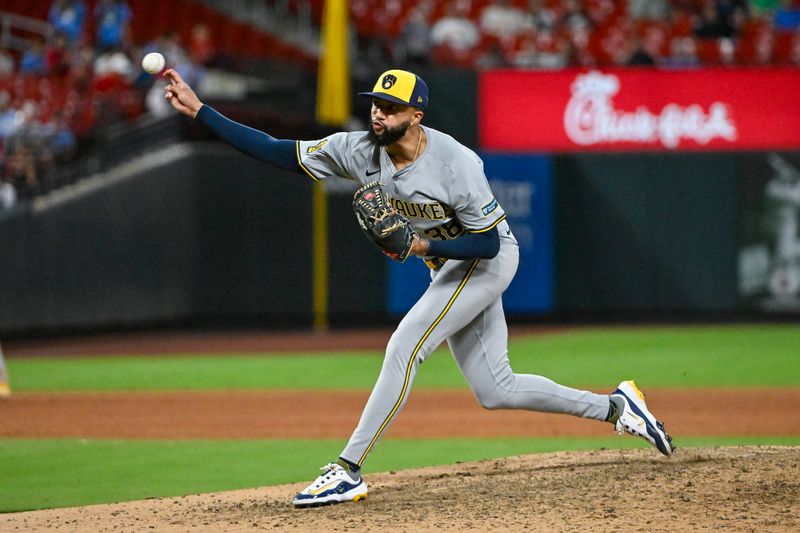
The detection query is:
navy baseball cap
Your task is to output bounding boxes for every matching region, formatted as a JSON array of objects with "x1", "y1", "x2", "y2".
[{"x1": 359, "y1": 69, "x2": 429, "y2": 109}]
